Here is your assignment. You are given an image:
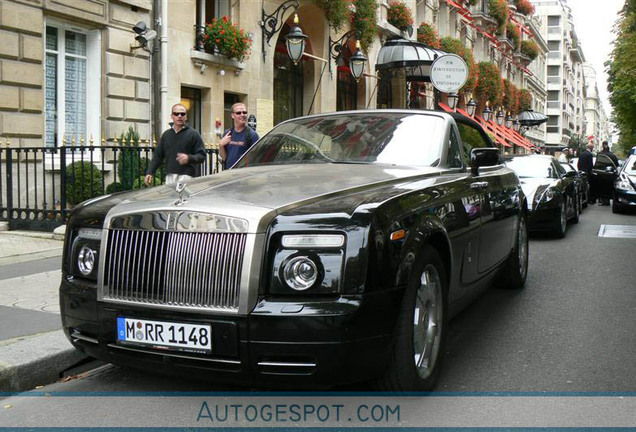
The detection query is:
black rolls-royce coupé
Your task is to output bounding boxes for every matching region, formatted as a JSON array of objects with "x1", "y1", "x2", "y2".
[{"x1": 60, "y1": 110, "x2": 528, "y2": 391}]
